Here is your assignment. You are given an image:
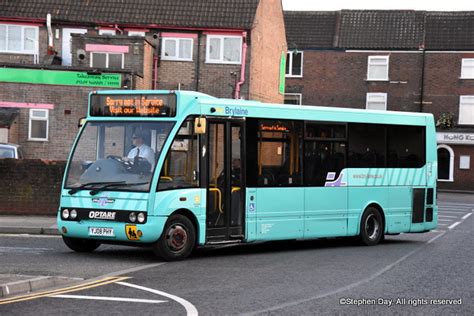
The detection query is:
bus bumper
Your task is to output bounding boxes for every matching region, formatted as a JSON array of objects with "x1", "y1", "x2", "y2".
[{"x1": 57, "y1": 214, "x2": 167, "y2": 244}]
